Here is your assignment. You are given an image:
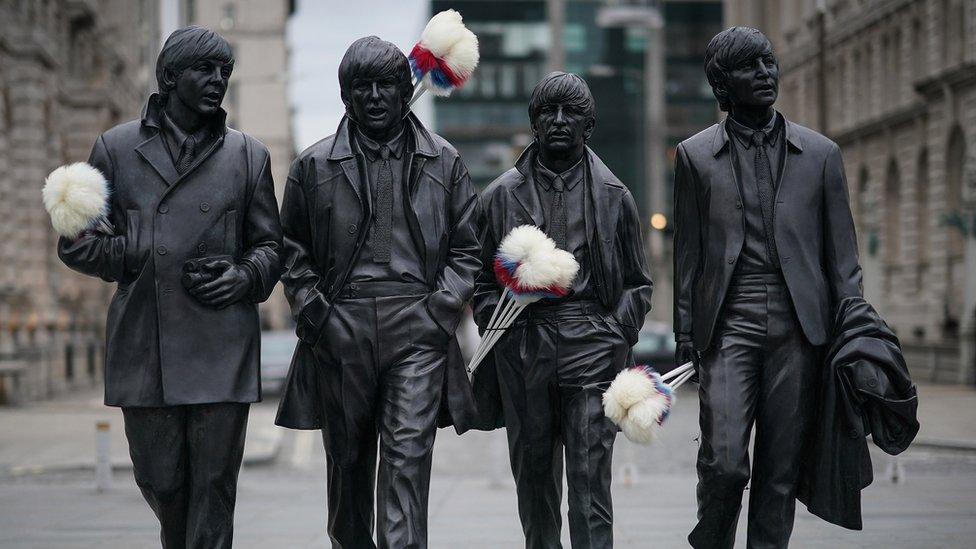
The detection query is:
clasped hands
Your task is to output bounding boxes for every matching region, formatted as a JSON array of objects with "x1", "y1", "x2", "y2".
[{"x1": 183, "y1": 257, "x2": 251, "y2": 309}]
